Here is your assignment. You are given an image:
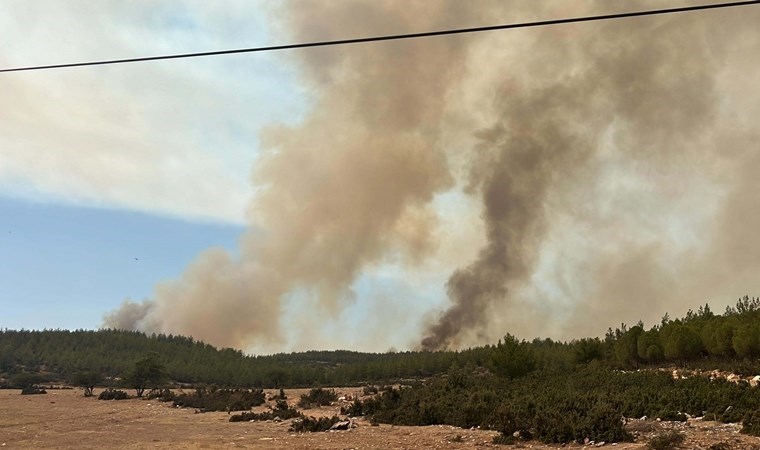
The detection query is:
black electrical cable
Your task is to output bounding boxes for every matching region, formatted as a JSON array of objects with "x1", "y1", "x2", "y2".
[{"x1": 1, "y1": 0, "x2": 758, "y2": 73}]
